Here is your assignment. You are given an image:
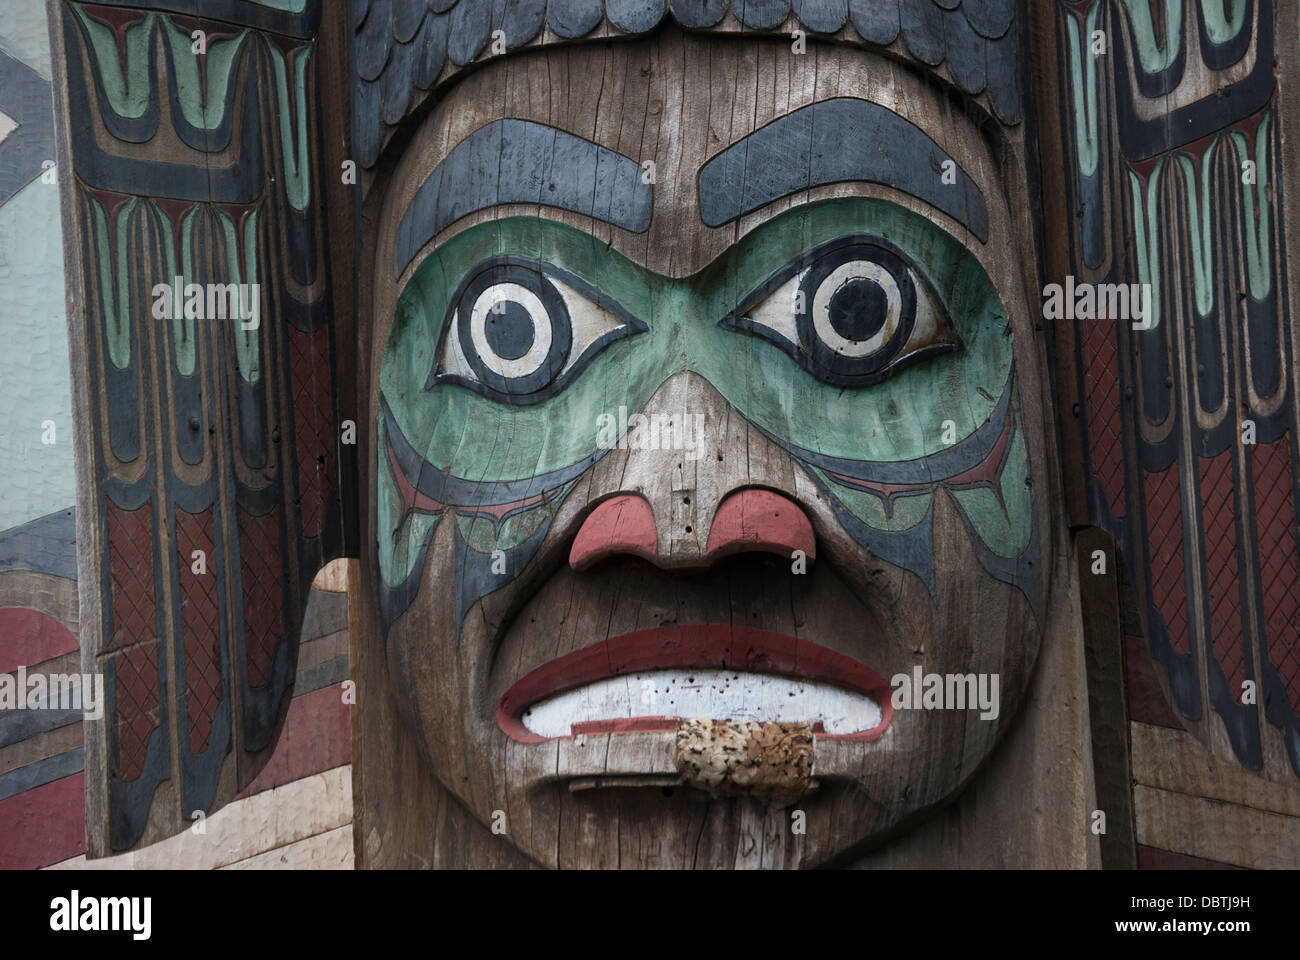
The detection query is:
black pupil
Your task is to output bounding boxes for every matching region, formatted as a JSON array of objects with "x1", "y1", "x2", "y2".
[
  {"x1": 484, "y1": 299, "x2": 536, "y2": 360},
  {"x1": 827, "y1": 276, "x2": 888, "y2": 344}
]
